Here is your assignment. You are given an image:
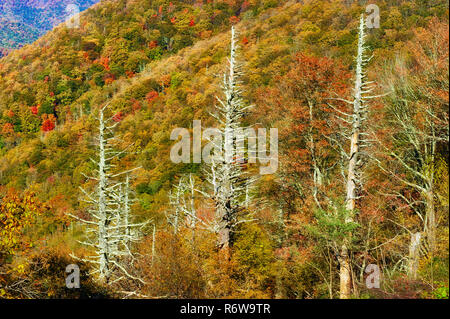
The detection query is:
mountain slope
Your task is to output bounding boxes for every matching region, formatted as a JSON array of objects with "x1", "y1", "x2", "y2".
[
  {"x1": 0, "y1": 0, "x2": 448, "y2": 299},
  {"x1": 0, "y1": 0, "x2": 447, "y2": 223}
]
